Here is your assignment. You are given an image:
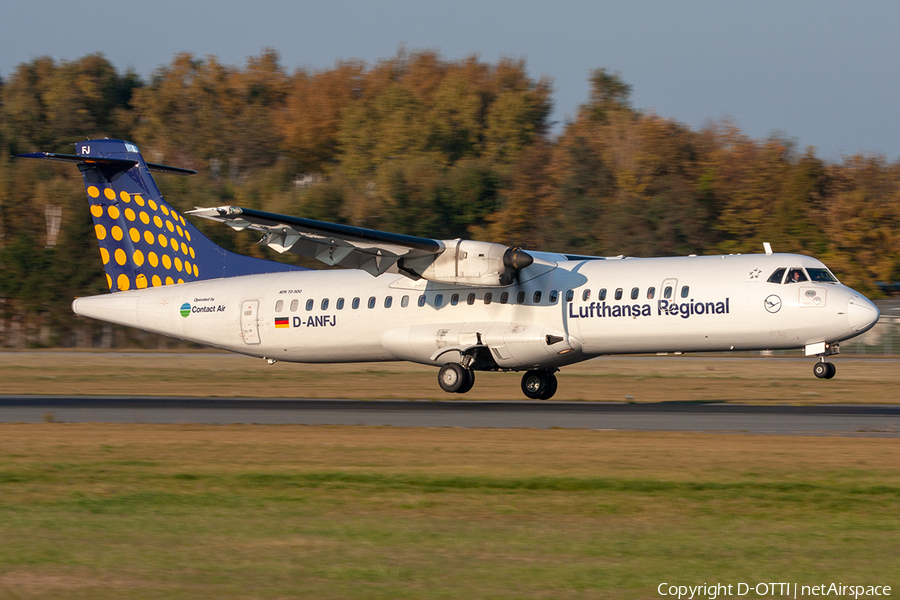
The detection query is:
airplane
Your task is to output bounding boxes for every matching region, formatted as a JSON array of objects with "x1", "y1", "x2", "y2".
[{"x1": 18, "y1": 139, "x2": 880, "y2": 399}]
